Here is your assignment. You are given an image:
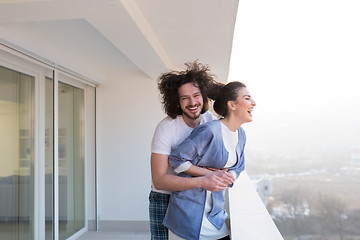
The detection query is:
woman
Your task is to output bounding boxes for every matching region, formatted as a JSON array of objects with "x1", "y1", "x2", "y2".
[{"x1": 163, "y1": 81, "x2": 256, "y2": 240}]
